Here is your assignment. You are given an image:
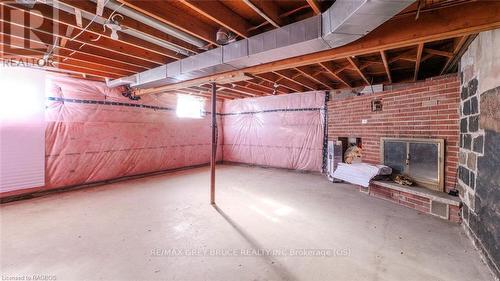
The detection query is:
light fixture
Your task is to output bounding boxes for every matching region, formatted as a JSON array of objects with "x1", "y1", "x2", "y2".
[
  {"x1": 104, "y1": 14, "x2": 124, "y2": 41},
  {"x1": 216, "y1": 28, "x2": 236, "y2": 45}
]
